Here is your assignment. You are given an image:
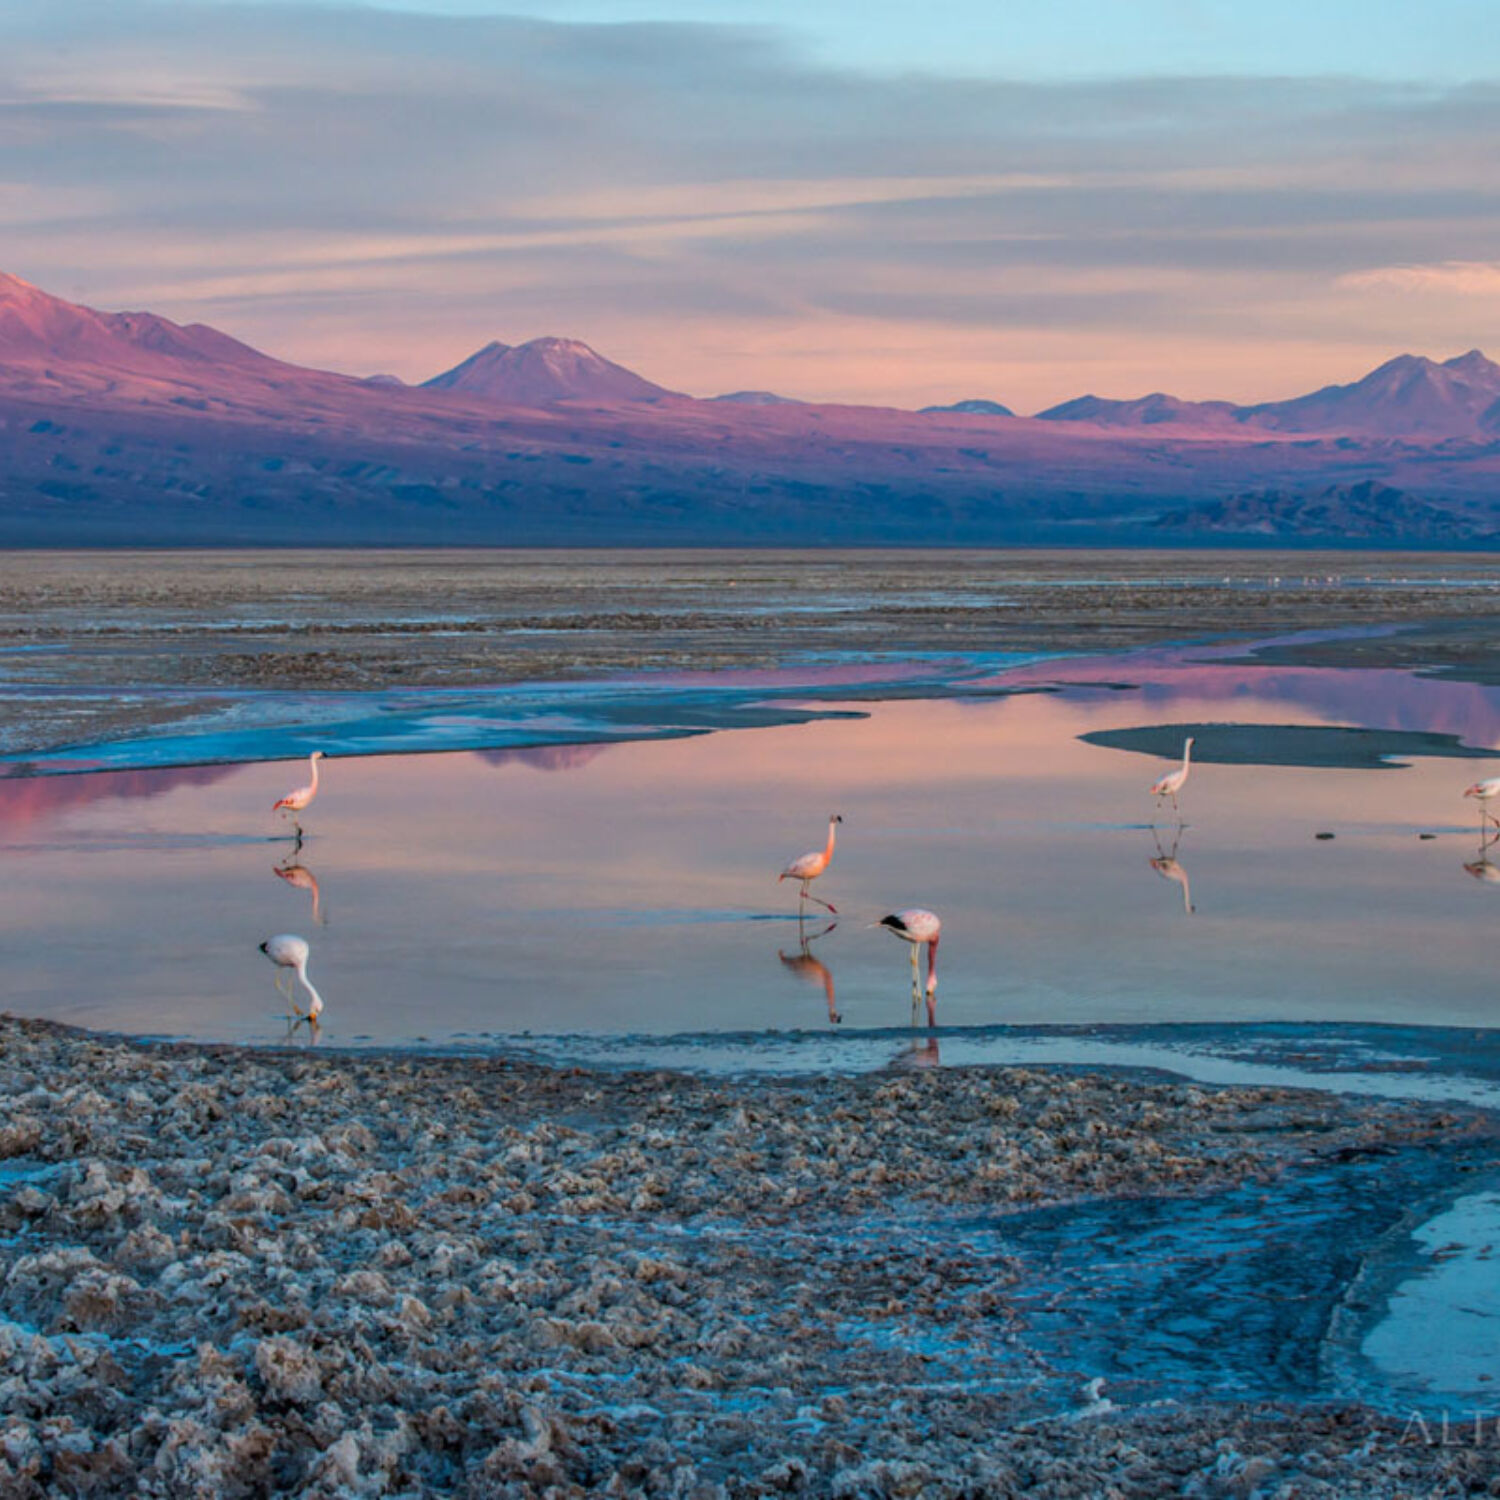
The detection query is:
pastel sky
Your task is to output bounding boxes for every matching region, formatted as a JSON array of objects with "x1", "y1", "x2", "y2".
[{"x1": 2, "y1": 0, "x2": 1498, "y2": 410}]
